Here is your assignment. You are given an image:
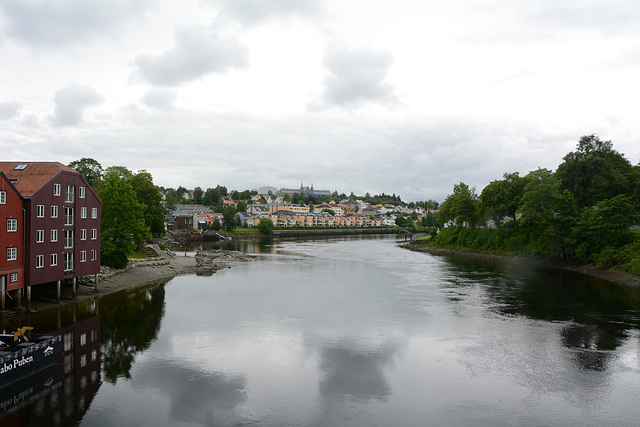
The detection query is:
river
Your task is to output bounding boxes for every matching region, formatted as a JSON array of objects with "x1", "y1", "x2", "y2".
[{"x1": 3, "y1": 235, "x2": 640, "y2": 426}]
